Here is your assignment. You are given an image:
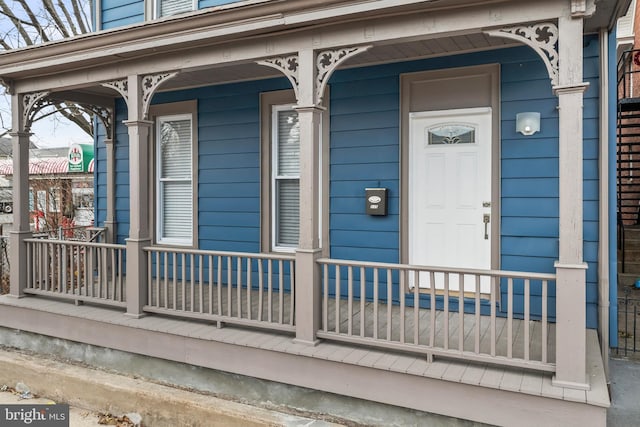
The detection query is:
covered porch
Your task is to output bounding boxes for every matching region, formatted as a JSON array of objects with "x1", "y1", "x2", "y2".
[{"x1": 0, "y1": 0, "x2": 618, "y2": 424}]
